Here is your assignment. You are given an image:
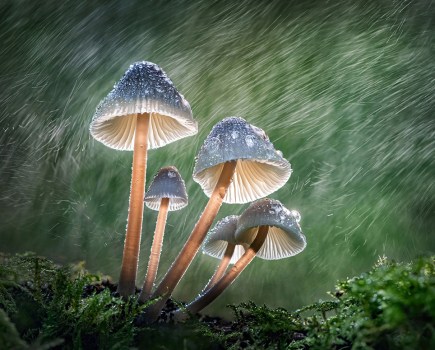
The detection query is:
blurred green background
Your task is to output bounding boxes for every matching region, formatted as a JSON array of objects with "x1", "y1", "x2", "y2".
[{"x1": 0, "y1": 0, "x2": 434, "y2": 318}]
